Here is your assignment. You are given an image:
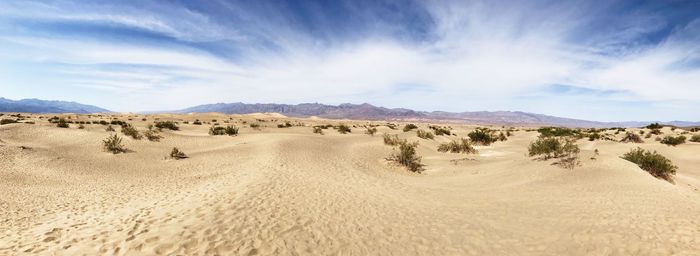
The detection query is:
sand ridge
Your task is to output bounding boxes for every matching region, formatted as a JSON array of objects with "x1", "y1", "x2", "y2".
[{"x1": 1, "y1": 114, "x2": 699, "y2": 255}]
